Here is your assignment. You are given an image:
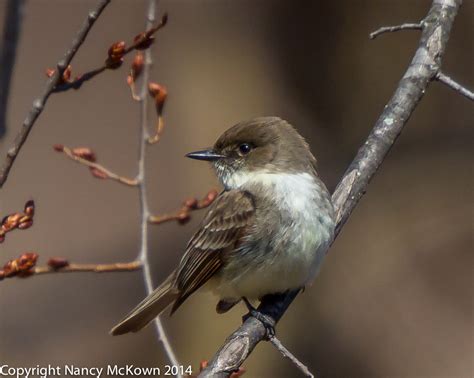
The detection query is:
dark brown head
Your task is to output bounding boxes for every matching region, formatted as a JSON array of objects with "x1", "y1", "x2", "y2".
[{"x1": 186, "y1": 117, "x2": 317, "y2": 188}]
